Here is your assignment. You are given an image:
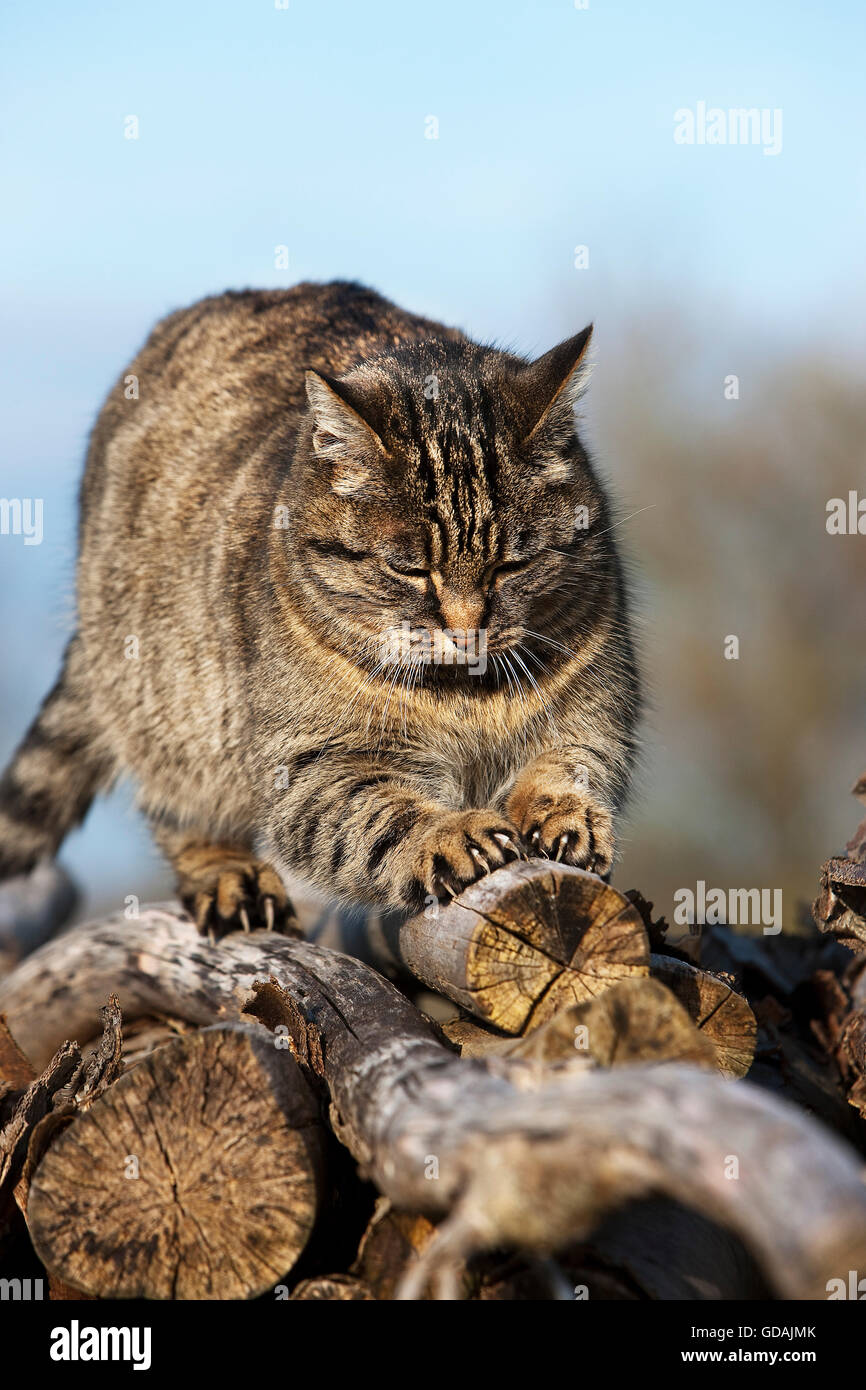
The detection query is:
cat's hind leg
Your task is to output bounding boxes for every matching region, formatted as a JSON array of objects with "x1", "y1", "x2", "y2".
[
  {"x1": 0, "y1": 635, "x2": 114, "y2": 878},
  {"x1": 151, "y1": 820, "x2": 297, "y2": 940}
]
